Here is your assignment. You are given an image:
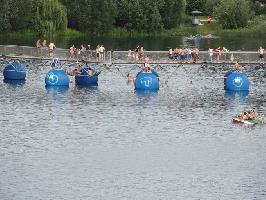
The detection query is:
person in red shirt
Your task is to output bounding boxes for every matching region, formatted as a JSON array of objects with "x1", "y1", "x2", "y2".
[
  {"x1": 208, "y1": 16, "x2": 212, "y2": 24},
  {"x1": 215, "y1": 47, "x2": 222, "y2": 63}
]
